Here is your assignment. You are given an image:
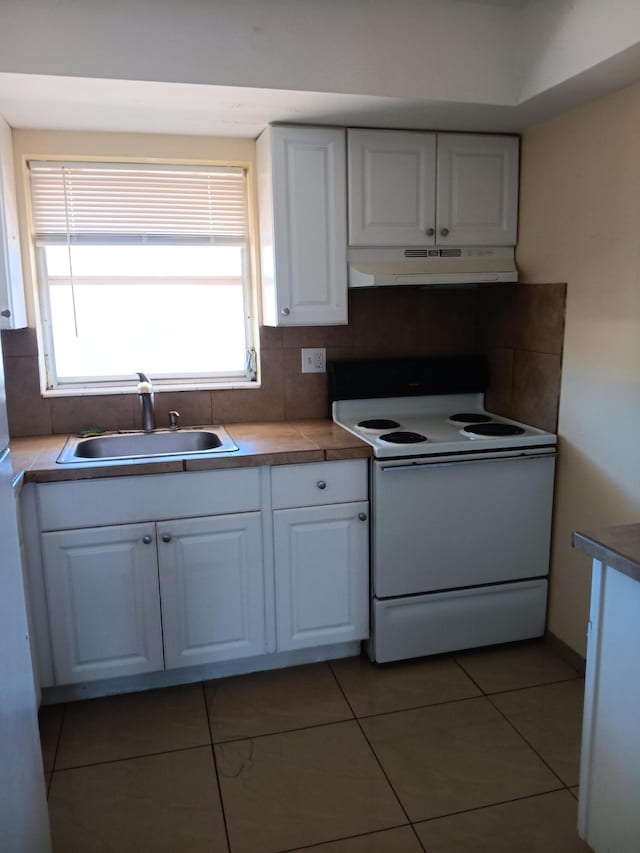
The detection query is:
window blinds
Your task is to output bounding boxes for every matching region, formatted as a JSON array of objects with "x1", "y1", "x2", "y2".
[{"x1": 29, "y1": 161, "x2": 248, "y2": 246}]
